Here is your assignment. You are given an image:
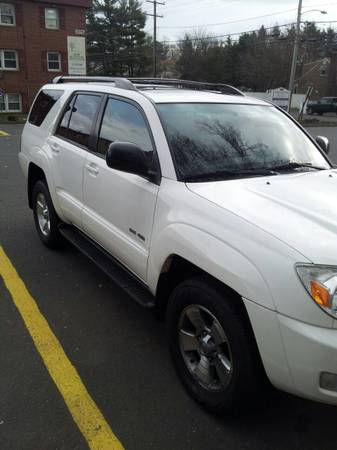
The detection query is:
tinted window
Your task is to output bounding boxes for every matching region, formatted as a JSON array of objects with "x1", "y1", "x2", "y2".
[
  {"x1": 57, "y1": 94, "x2": 101, "y2": 148},
  {"x1": 157, "y1": 103, "x2": 330, "y2": 181},
  {"x1": 29, "y1": 89, "x2": 64, "y2": 126},
  {"x1": 97, "y1": 98, "x2": 153, "y2": 155},
  {"x1": 56, "y1": 96, "x2": 75, "y2": 140}
]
